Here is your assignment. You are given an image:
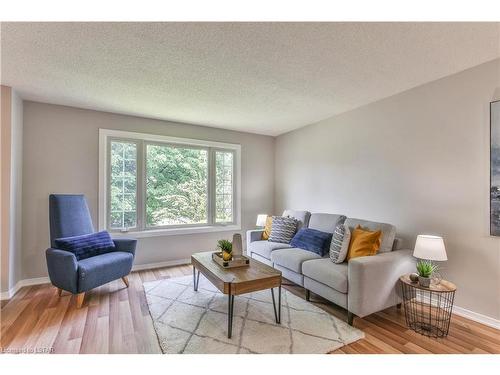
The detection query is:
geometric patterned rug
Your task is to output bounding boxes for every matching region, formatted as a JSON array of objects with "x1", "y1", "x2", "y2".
[{"x1": 144, "y1": 274, "x2": 364, "y2": 354}]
